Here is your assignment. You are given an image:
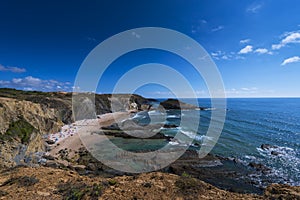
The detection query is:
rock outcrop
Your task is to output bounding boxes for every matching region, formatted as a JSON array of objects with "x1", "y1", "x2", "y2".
[
  {"x1": 0, "y1": 166, "x2": 299, "y2": 199},
  {"x1": 0, "y1": 97, "x2": 63, "y2": 168},
  {"x1": 0, "y1": 88, "x2": 152, "y2": 168},
  {"x1": 0, "y1": 88, "x2": 152, "y2": 123},
  {"x1": 159, "y1": 98, "x2": 205, "y2": 110},
  {"x1": 264, "y1": 184, "x2": 300, "y2": 199}
]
